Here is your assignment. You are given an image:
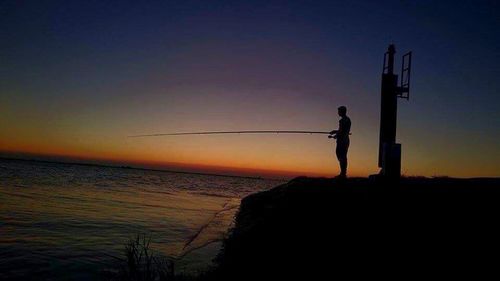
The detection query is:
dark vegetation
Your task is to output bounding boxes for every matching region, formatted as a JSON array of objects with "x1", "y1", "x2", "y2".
[{"x1": 107, "y1": 234, "x2": 175, "y2": 281}]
